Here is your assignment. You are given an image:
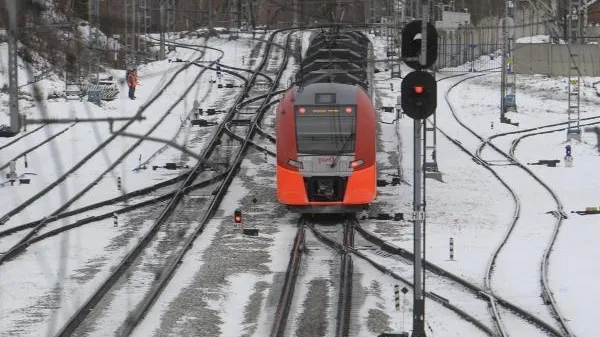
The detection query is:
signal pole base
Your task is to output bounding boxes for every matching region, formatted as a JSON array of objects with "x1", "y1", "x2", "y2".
[
  {"x1": 567, "y1": 129, "x2": 581, "y2": 142},
  {"x1": 411, "y1": 328, "x2": 427, "y2": 337},
  {"x1": 501, "y1": 116, "x2": 519, "y2": 127},
  {"x1": 424, "y1": 161, "x2": 443, "y2": 182},
  {"x1": 411, "y1": 299, "x2": 427, "y2": 337}
]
